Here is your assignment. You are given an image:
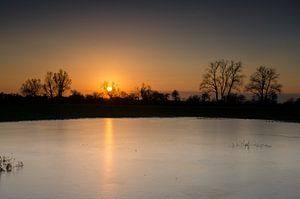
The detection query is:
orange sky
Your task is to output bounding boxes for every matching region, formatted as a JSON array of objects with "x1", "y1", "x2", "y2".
[{"x1": 0, "y1": 1, "x2": 299, "y2": 94}]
